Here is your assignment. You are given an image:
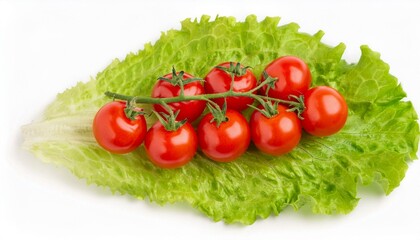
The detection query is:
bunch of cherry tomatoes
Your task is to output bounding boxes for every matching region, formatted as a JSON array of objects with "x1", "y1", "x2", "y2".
[{"x1": 93, "y1": 56, "x2": 348, "y2": 168}]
